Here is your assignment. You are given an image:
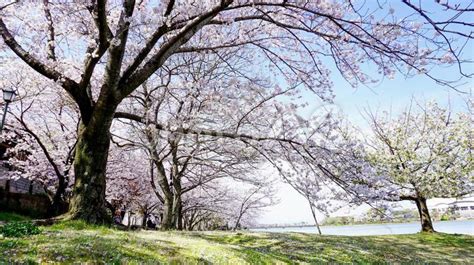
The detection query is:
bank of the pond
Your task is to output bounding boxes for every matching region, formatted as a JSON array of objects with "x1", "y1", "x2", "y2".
[
  {"x1": 0, "y1": 221, "x2": 473, "y2": 264},
  {"x1": 252, "y1": 220, "x2": 474, "y2": 236}
]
